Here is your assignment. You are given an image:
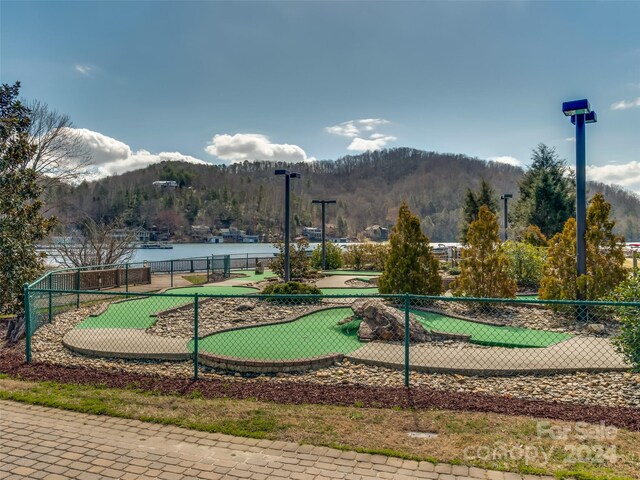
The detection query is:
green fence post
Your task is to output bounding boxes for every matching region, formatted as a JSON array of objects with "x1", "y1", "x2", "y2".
[
  {"x1": 246, "y1": 253, "x2": 249, "y2": 269},
  {"x1": 48, "y1": 275, "x2": 53, "y2": 323},
  {"x1": 24, "y1": 283, "x2": 31, "y2": 363},
  {"x1": 207, "y1": 257, "x2": 210, "y2": 282},
  {"x1": 125, "y1": 263, "x2": 129, "y2": 293},
  {"x1": 404, "y1": 293, "x2": 410, "y2": 387},
  {"x1": 76, "y1": 268, "x2": 80, "y2": 308},
  {"x1": 170, "y1": 260, "x2": 174, "y2": 287},
  {"x1": 194, "y1": 293, "x2": 199, "y2": 380},
  {"x1": 634, "y1": 251, "x2": 638, "y2": 276},
  {"x1": 190, "y1": 259, "x2": 194, "y2": 273}
]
